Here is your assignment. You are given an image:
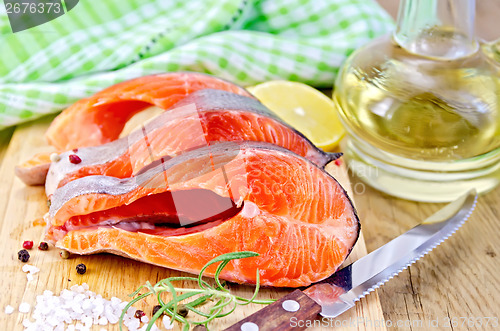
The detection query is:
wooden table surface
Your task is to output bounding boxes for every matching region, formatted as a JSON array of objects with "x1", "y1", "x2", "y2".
[
  {"x1": 0, "y1": 116, "x2": 385, "y2": 330},
  {"x1": 1, "y1": 1, "x2": 499, "y2": 330}
]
